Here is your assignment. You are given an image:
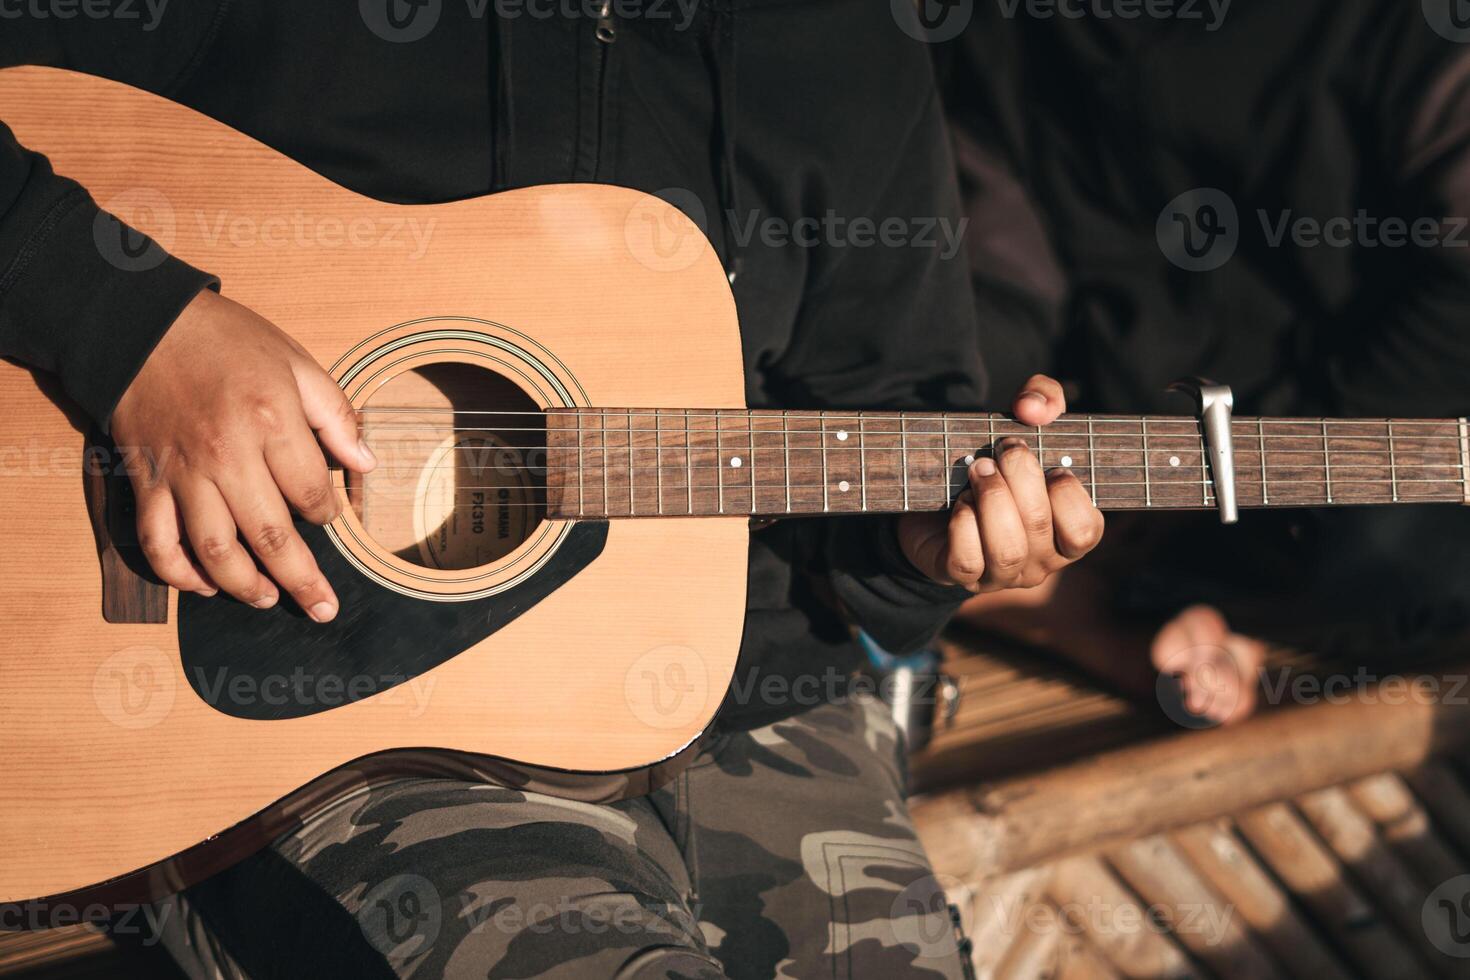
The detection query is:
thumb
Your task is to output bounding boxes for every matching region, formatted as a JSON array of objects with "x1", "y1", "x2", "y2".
[
  {"x1": 291, "y1": 356, "x2": 377, "y2": 473},
  {"x1": 896, "y1": 511, "x2": 950, "y2": 583}
]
